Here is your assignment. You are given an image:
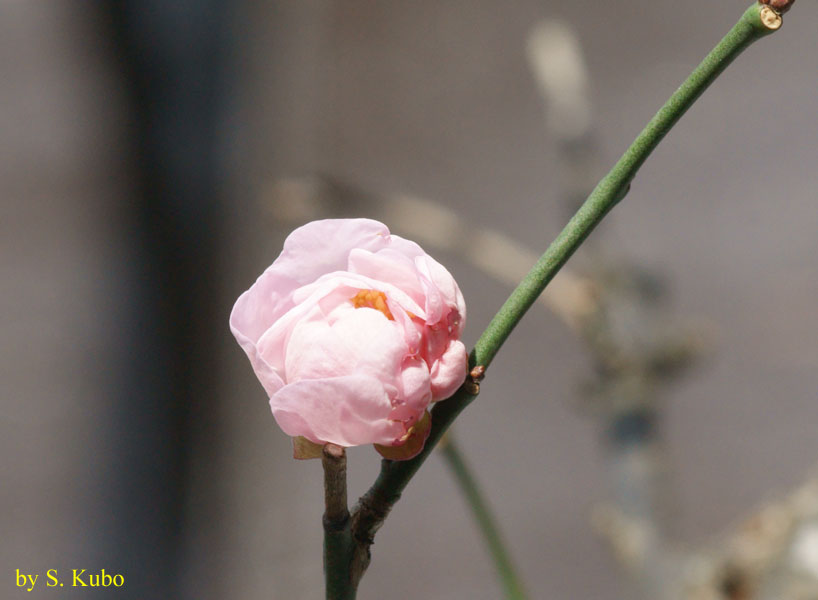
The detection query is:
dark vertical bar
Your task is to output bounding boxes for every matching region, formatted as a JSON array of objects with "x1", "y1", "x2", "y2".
[{"x1": 93, "y1": 1, "x2": 231, "y2": 597}]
